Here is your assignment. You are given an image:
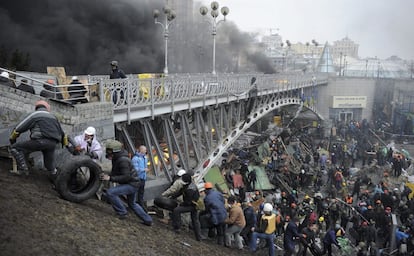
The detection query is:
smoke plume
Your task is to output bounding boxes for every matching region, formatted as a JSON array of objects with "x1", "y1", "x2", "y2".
[
  {"x1": 0, "y1": 0, "x2": 274, "y2": 75},
  {"x1": 0, "y1": 0, "x2": 164, "y2": 75}
]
